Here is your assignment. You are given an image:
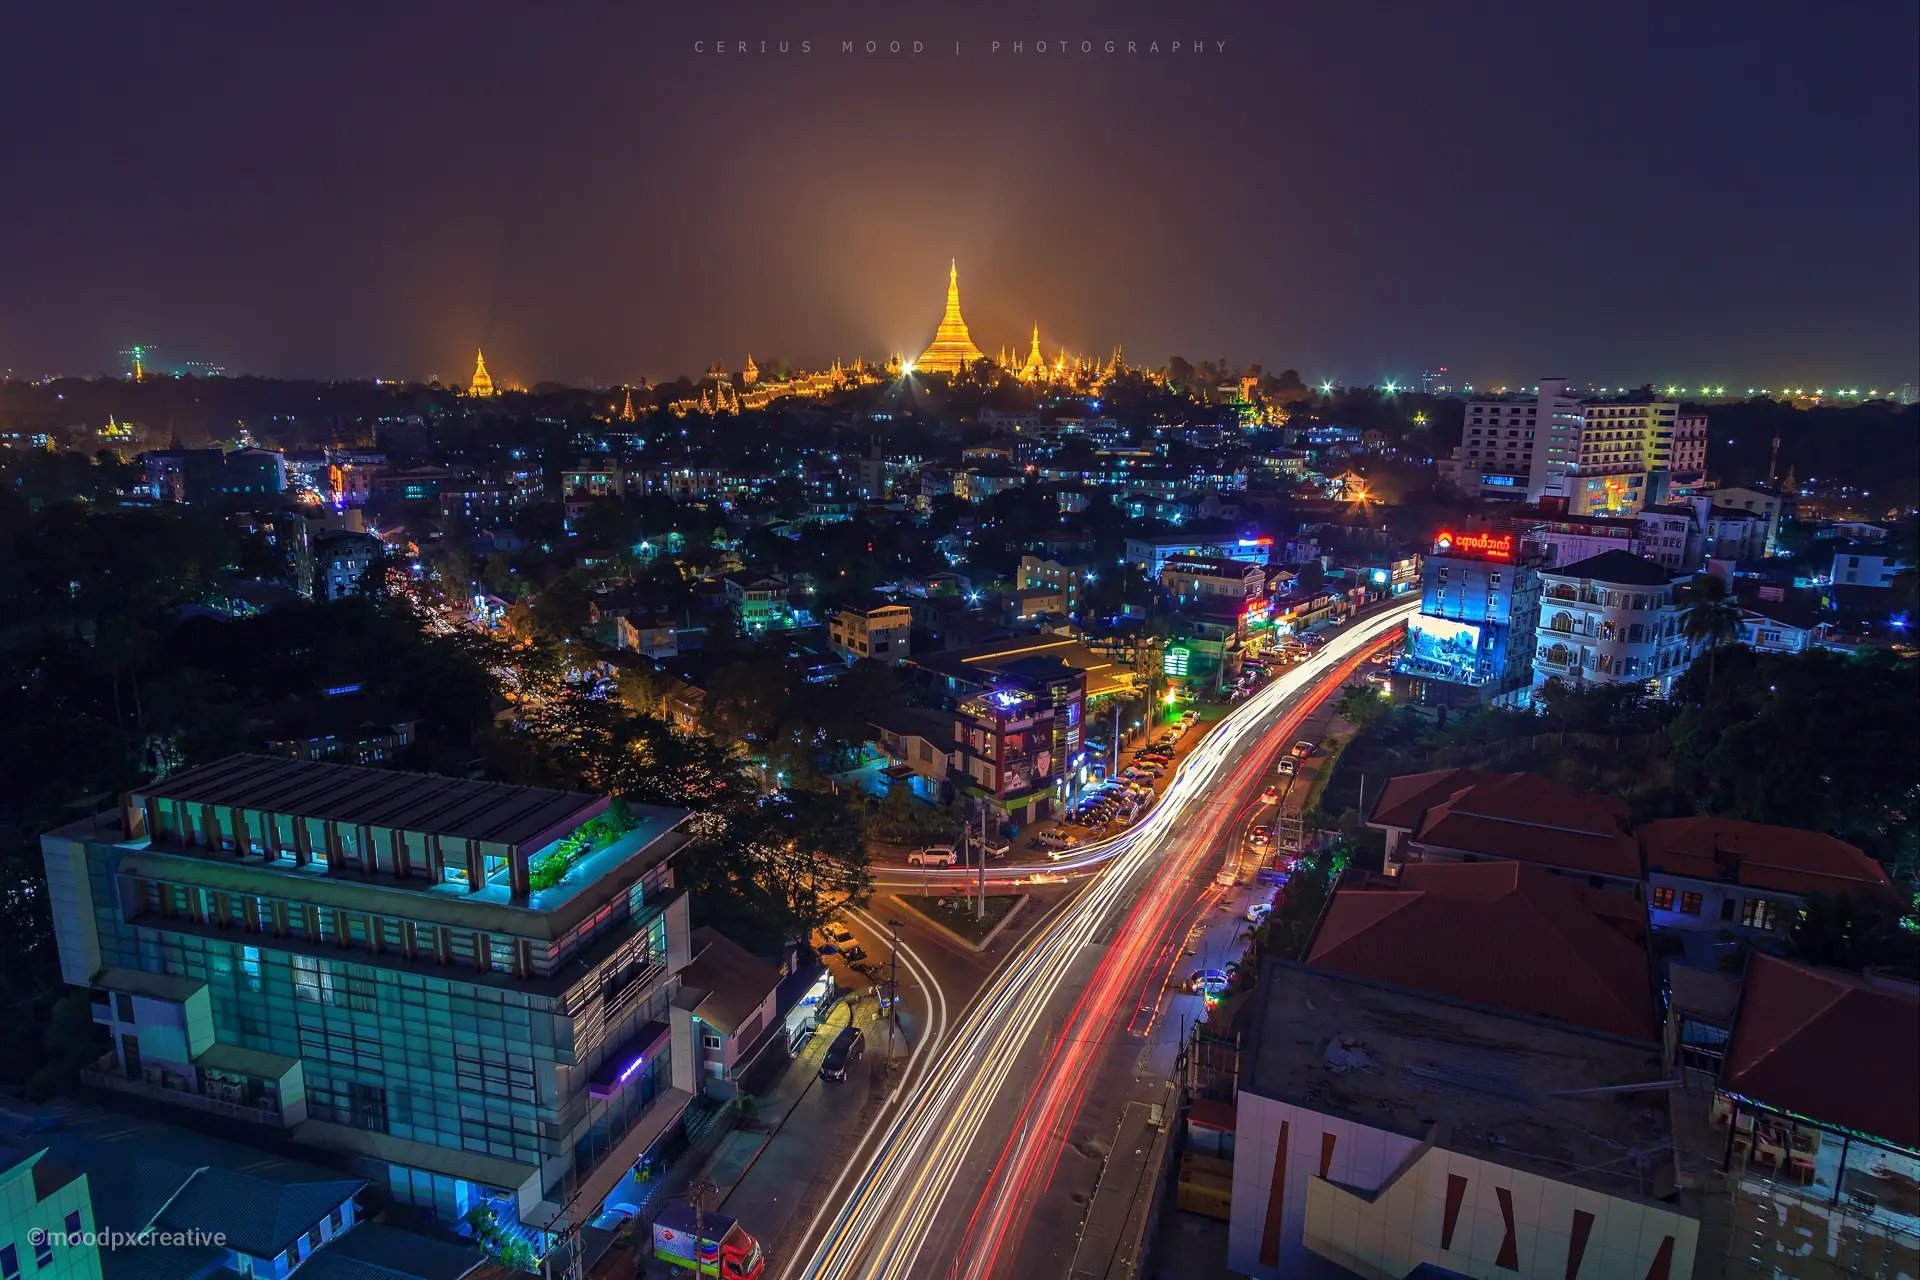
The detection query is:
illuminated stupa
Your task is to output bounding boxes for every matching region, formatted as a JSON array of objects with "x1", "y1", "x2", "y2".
[
  {"x1": 914, "y1": 260, "x2": 988, "y2": 375},
  {"x1": 469, "y1": 349, "x2": 495, "y2": 397},
  {"x1": 1019, "y1": 323, "x2": 1047, "y2": 382}
]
